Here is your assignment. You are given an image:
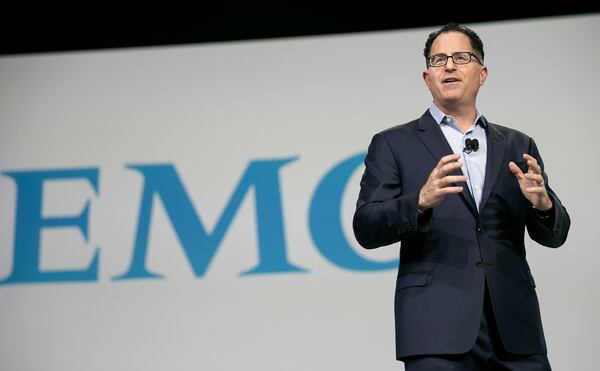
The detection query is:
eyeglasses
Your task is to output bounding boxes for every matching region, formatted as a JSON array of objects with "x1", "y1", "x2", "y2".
[{"x1": 427, "y1": 52, "x2": 483, "y2": 67}]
